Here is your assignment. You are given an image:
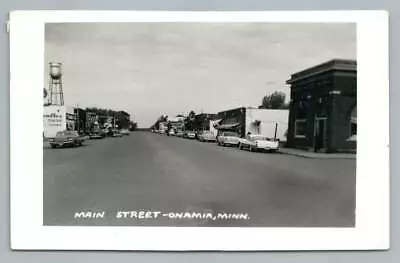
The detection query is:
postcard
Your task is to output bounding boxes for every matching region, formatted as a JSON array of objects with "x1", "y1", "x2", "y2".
[{"x1": 9, "y1": 10, "x2": 389, "y2": 250}]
